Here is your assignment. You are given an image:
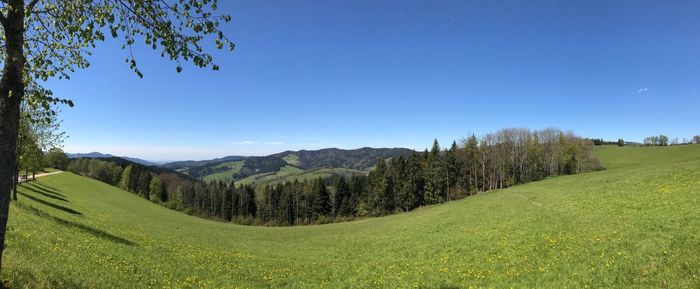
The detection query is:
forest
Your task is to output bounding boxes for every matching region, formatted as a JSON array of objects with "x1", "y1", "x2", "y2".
[{"x1": 66, "y1": 128, "x2": 604, "y2": 226}]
